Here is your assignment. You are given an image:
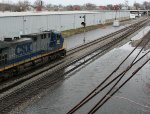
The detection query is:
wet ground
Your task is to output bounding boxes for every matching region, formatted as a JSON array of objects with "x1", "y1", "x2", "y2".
[
  {"x1": 19, "y1": 20, "x2": 150, "y2": 114},
  {"x1": 64, "y1": 25, "x2": 125, "y2": 49},
  {"x1": 64, "y1": 18, "x2": 145, "y2": 49}
]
